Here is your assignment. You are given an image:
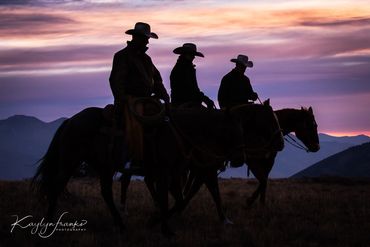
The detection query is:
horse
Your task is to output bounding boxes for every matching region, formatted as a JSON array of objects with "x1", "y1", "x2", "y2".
[
  {"x1": 120, "y1": 100, "x2": 285, "y2": 224},
  {"x1": 245, "y1": 106, "x2": 320, "y2": 206},
  {"x1": 162, "y1": 106, "x2": 319, "y2": 224},
  {"x1": 31, "y1": 104, "x2": 189, "y2": 236},
  {"x1": 31, "y1": 99, "x2": 283, "y2": 236}
]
